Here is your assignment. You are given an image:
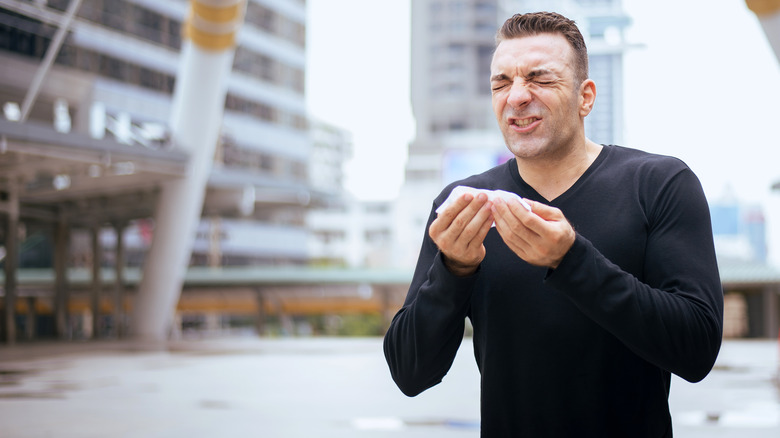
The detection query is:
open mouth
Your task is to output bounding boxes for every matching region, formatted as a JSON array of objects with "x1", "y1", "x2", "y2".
[{"x1": 512, "y1": 117, "x2": 540, "y2": 129}]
